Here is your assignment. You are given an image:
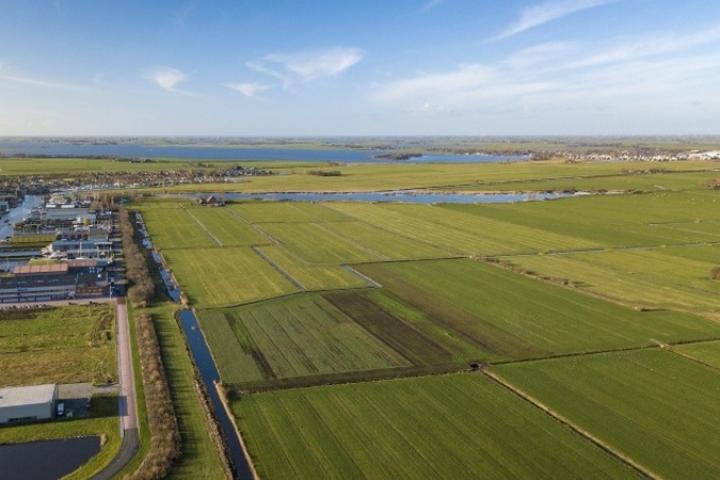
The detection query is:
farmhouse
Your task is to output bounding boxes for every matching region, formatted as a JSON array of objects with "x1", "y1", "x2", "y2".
[
  {"x1": 194, "y1": 195, "x2": 226, "y2": 206},
  {"x1": 0, "y1": 384, "x2": 57, "y2": 424}
]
